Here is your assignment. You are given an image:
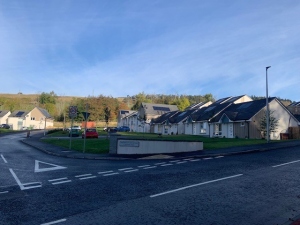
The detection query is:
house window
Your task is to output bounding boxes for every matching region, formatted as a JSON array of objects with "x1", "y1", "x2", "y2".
[
  {"x1": 200, "y1": 122, "x2": 206, "y2": 134},
  {"x1": 214, "y1": 124, "x2": 222, "y2": 136},
  {"x1": 241, "y1": 122, "x2": 245, "y2": 127},
  {"x1": 31, "y1": 117, "x2": 35, "y2": 120}
]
